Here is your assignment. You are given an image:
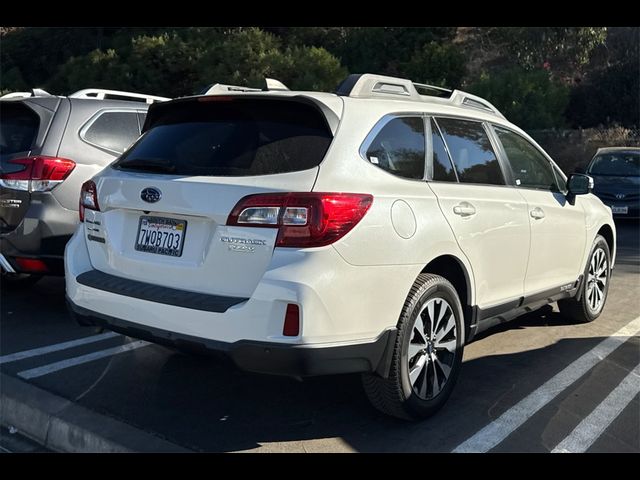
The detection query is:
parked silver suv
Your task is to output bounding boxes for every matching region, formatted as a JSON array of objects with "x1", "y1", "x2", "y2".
[{"x1": 0, "y1": 88, "x2": 168, "y2": 287}]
